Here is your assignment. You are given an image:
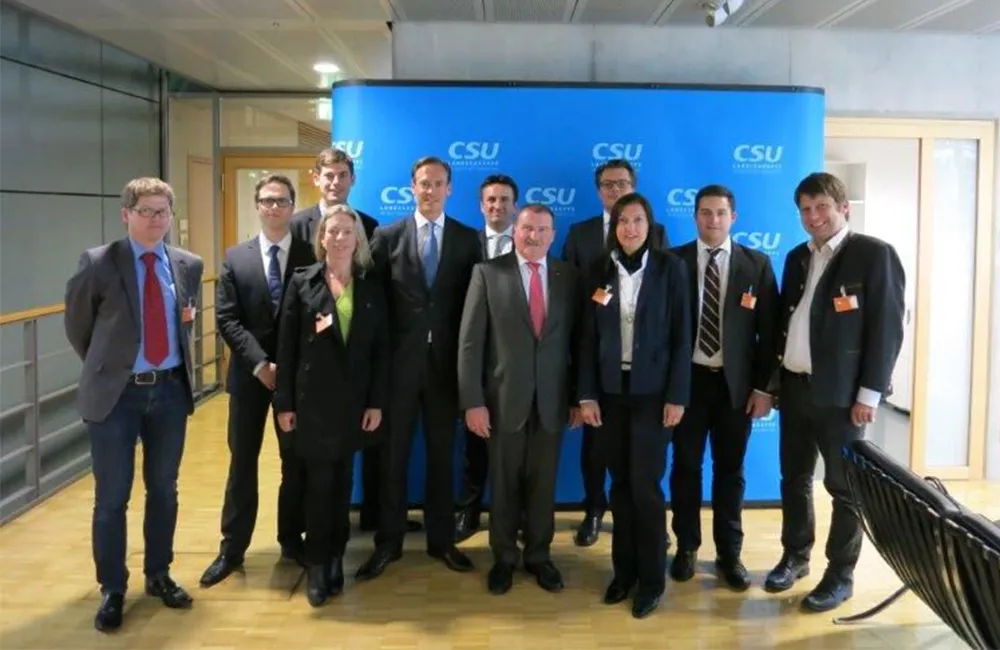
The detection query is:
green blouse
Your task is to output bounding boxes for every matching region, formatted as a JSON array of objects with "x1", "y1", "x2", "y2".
[{"x1": 335, "y1": 280, "x2": 353, "y2": 340}]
